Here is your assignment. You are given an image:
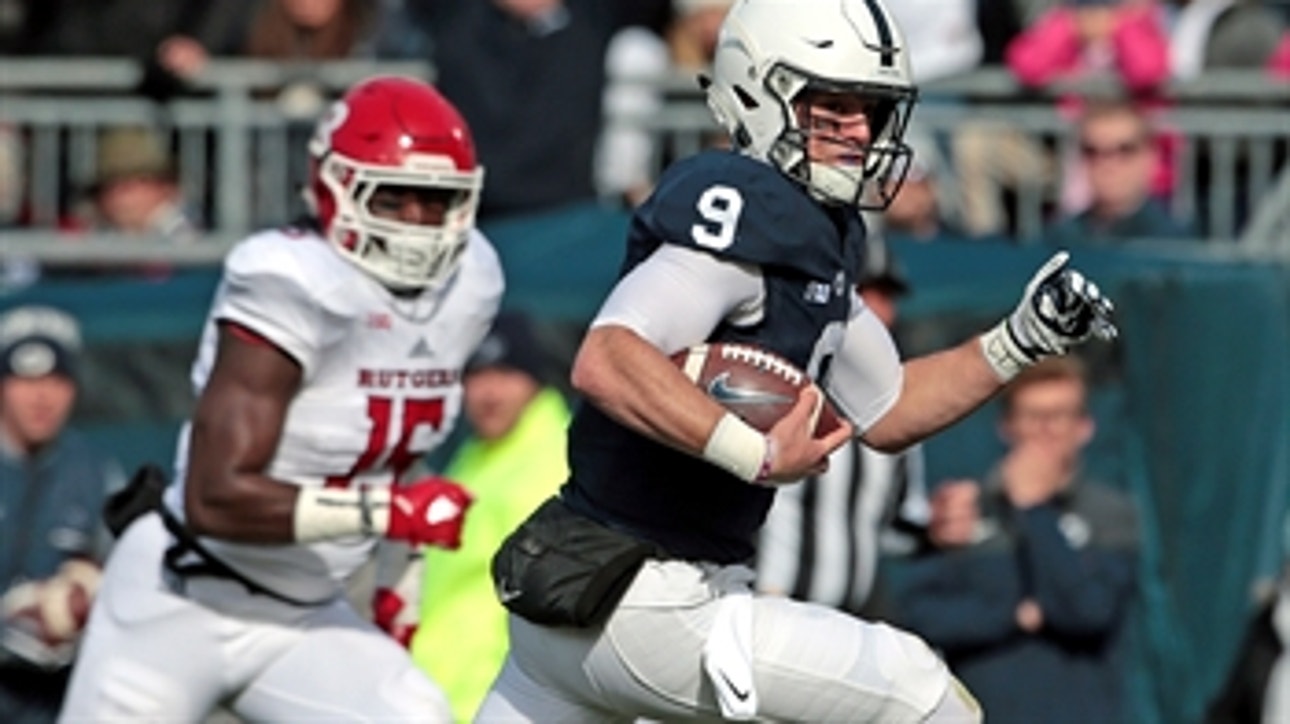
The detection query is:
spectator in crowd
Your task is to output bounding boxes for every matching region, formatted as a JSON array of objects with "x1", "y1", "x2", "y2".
[
  {"x1": 0, "y1": 0, "x2": 249, "y2": 99},
  {"x1": 58, "y1": 76, "x2": 501, "y2": 722},
  {"x1": 757, "y1": 239, "x2": 954, "y2": 620},
  {"x1": 406, "y1": 311, "x2": 573, "y2": 722},
  {"x1": 597, "y1": 0, "x2": 733, "y2": 207},
  {"x1": 78, "y1": 126, "x2": 200, "y2": 244},
  {"x1": 665, "y1": 0, "x2": 731, "y2": 72},
  {"x1": 883, "y1": 127, "x2": 971, "y2": 244},
  {"x1": 0, "y1": 122, "x2": 37, "y2": 290},
  {"x1": 954, "y1": 0, "x2": 1173, "y2": 237},
  {"x1": 886, "y1": 0, "x2": 984, "y2": 83},
  {"x1": 239, "y1": 0, "x2": 378, "y2": 60},
  {"x1": 240, "y1": 0, "x2": 383, "y2": 110},
  {"x1": 407, "y1": 0, "x2": 668, "y2": 221},
  {"x1": 0, "y1": 123, "x2": 21, "y2": 226},
  {"x1": 8, "y1": 127, "x2": 201, "y2": 284},
  {"x1": 1170, "y1": 0, "x2": 1286, "y2": 81},
  {"x1": 0, "y1": 305, "x2": 122, "y2": 724},
  {"x1": 1206, "y1": 511, "x2": 1290, "y2": 724},
  {"x1": 1044, "y1": 100, "x2": 1194, "y2": 245},
  {"x1": 894, "y1": 355, "x2": 1140, "y2": 724}
]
